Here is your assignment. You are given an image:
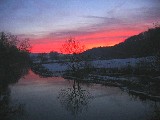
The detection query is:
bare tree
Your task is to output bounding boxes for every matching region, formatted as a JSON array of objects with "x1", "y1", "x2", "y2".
[
  {"x1": 18, "y1": 39, "x2": 31, "y2": 52},
  {"x1": 61, "y1": 37, "x2": 85, "y2": 54},
  {"x1": 0, "y1": 32, "x2": 19, "y2": 47},
  {"x1": 61, "y1": 37, "x2": 85, "y2": 72}
]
